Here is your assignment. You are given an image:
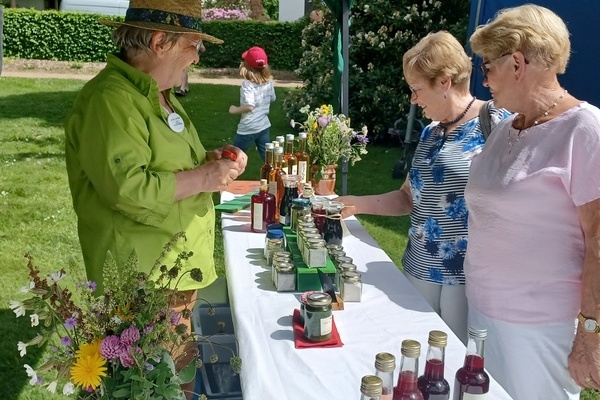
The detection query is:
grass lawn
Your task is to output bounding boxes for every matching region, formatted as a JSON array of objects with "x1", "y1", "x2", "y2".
[{"x1": 0, "y1": 76, "x2": 596, "y2": 400}]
